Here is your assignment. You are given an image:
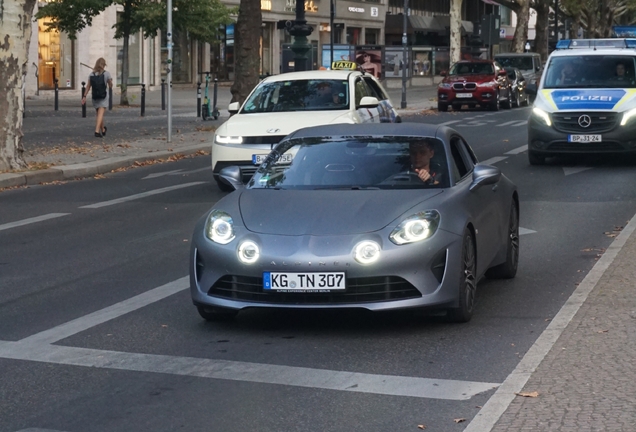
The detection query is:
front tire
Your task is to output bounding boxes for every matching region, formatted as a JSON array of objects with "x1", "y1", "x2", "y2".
[
  {"x1": 438, "y1": 102, "x2": 448, "y2": 112},
  {"x1": 489, "y1": 93, "x2": 500, "y2": 111},
  {"x1": 528, "y1": 150, "x2": 546, "y2": 165},
  {"x1": 197, "y1": 305, "x2": 238, "y2": 321},
  {"x1": 447, "y1": 229, "x2": 477, "y2": 323},
  {"x1": 486, "y1": 202, "x2": 519, "y2": 279}
]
